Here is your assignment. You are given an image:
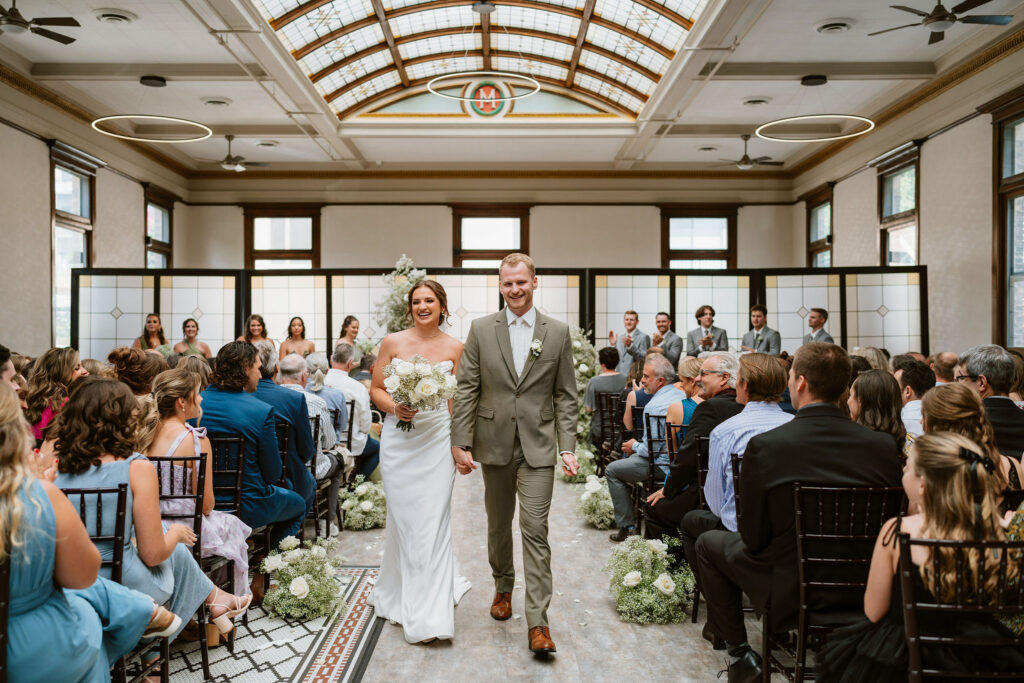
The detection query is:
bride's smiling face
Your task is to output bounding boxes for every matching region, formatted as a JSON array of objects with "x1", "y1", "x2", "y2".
[{"x1": 410, "y1": 285, "x2": 443, "y2": 328}]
